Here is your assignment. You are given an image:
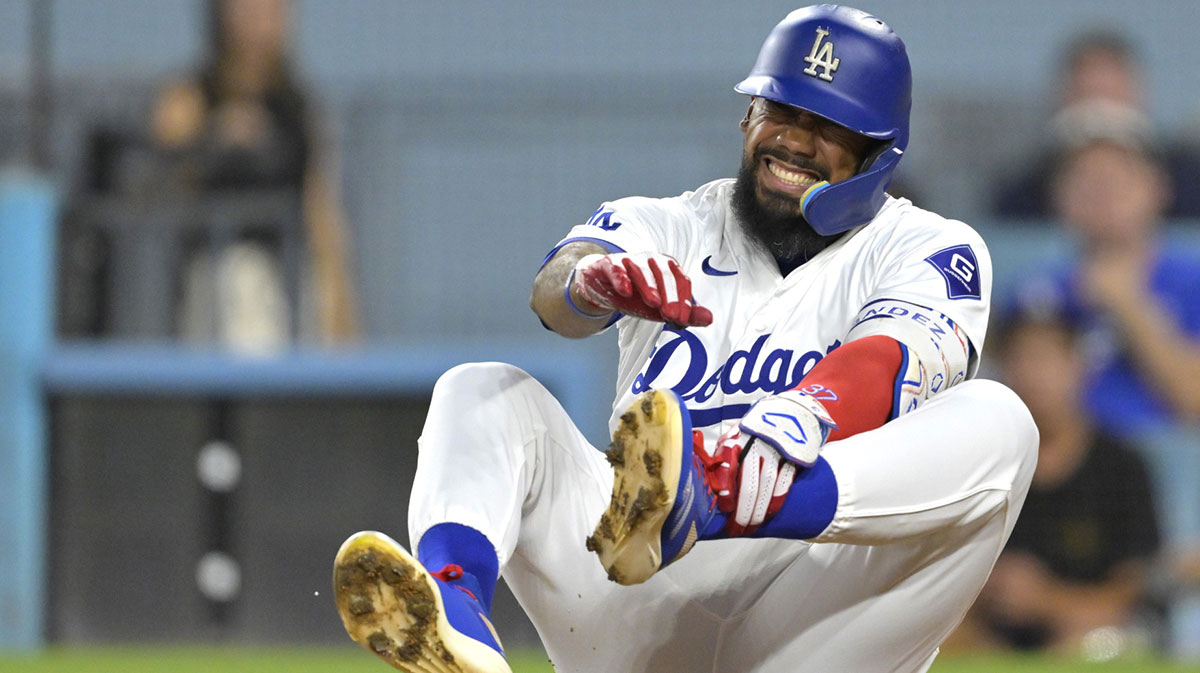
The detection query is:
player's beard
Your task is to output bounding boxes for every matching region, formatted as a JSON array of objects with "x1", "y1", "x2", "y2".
[{"x1": 731, "y1": 149, "x2": 841, "y2": 265}]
